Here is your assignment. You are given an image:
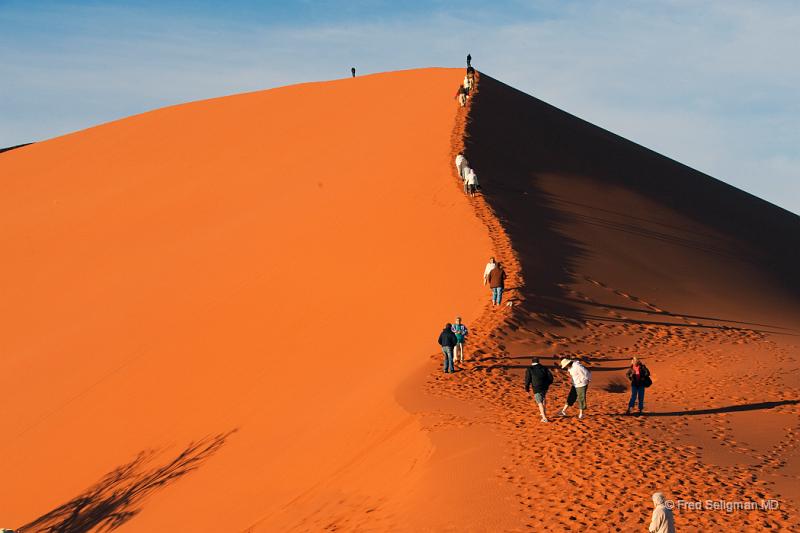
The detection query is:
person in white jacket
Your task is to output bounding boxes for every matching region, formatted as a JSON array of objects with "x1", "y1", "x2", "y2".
[
  {"x1": 482, "y1": 257, "x2": 496, "y2": 285},
  {"x1": 648, "y1": 493, "x2": 676, "y2": 533},
  {"x1": 559, "y1": 358, "x2": 591, "y2": 419},
  {"x1": 455, "y1": 153, "x2": 468, "y2": 180},
  {"x1": 465, "y1": 168, "x2": 478, "y2": 197}
]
